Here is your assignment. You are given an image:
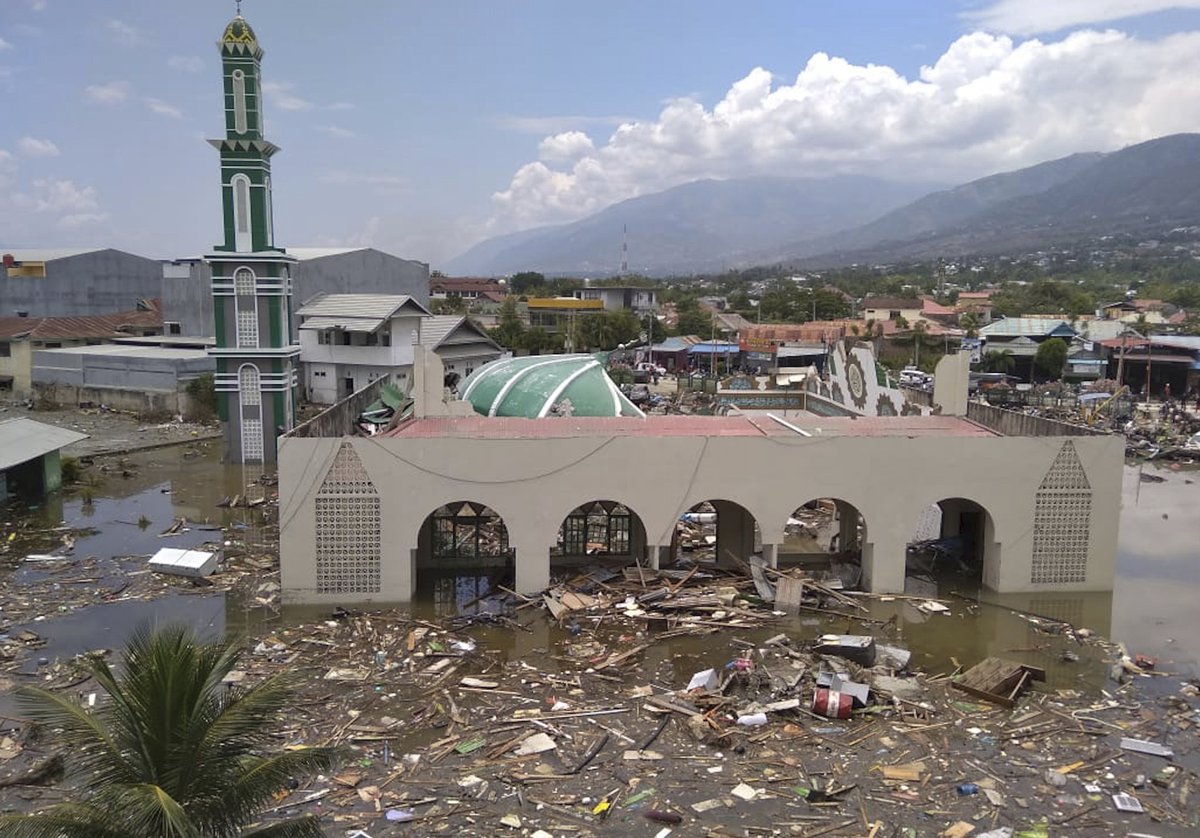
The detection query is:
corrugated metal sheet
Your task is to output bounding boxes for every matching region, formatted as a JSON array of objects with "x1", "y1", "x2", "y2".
[
  {"x1": 296, "y1": 294, "x2": 429, "y2": 320},
  {"x1": 0, "y1": 307, "x2": 163, "y2": 340},
  {"x1": 297, "y1": 316, "x2": 379, "y2": 333},
  {"x1": 0, "y1": 418, "x2": 88, "y2": 471},
  {"x1": 978, "y1": 318, "x2": 1075, "y2": 338},
  {"x1": 0, "y1": 248, "x2": 105, "y2": 262}
]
